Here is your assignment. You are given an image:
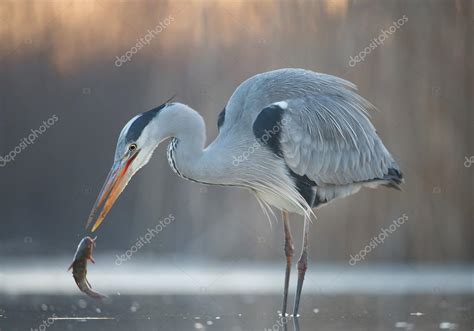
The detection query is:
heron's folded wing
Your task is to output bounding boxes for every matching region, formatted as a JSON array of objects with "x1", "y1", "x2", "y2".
[{"x1": 279, "y1": 93, "x2": 398, "y2": 186}]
